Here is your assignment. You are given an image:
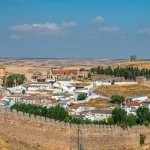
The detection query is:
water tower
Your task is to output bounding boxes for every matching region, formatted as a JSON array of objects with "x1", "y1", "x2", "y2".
[{"x1": 130, "y1": 55, "x2": 136, "y2": 62}]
